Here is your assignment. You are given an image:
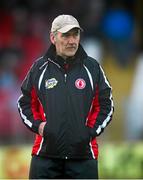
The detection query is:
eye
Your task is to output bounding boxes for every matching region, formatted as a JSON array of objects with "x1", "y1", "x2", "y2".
[
  {"x1": 62, "y1": 32, "x2": 80, "y2": 38},
  {"x1": 74, "y1": 32, "x2": 79, "y2": 36},
  {"x1": 62, "y1": 33, "x2": 69, "y2": 38}
]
